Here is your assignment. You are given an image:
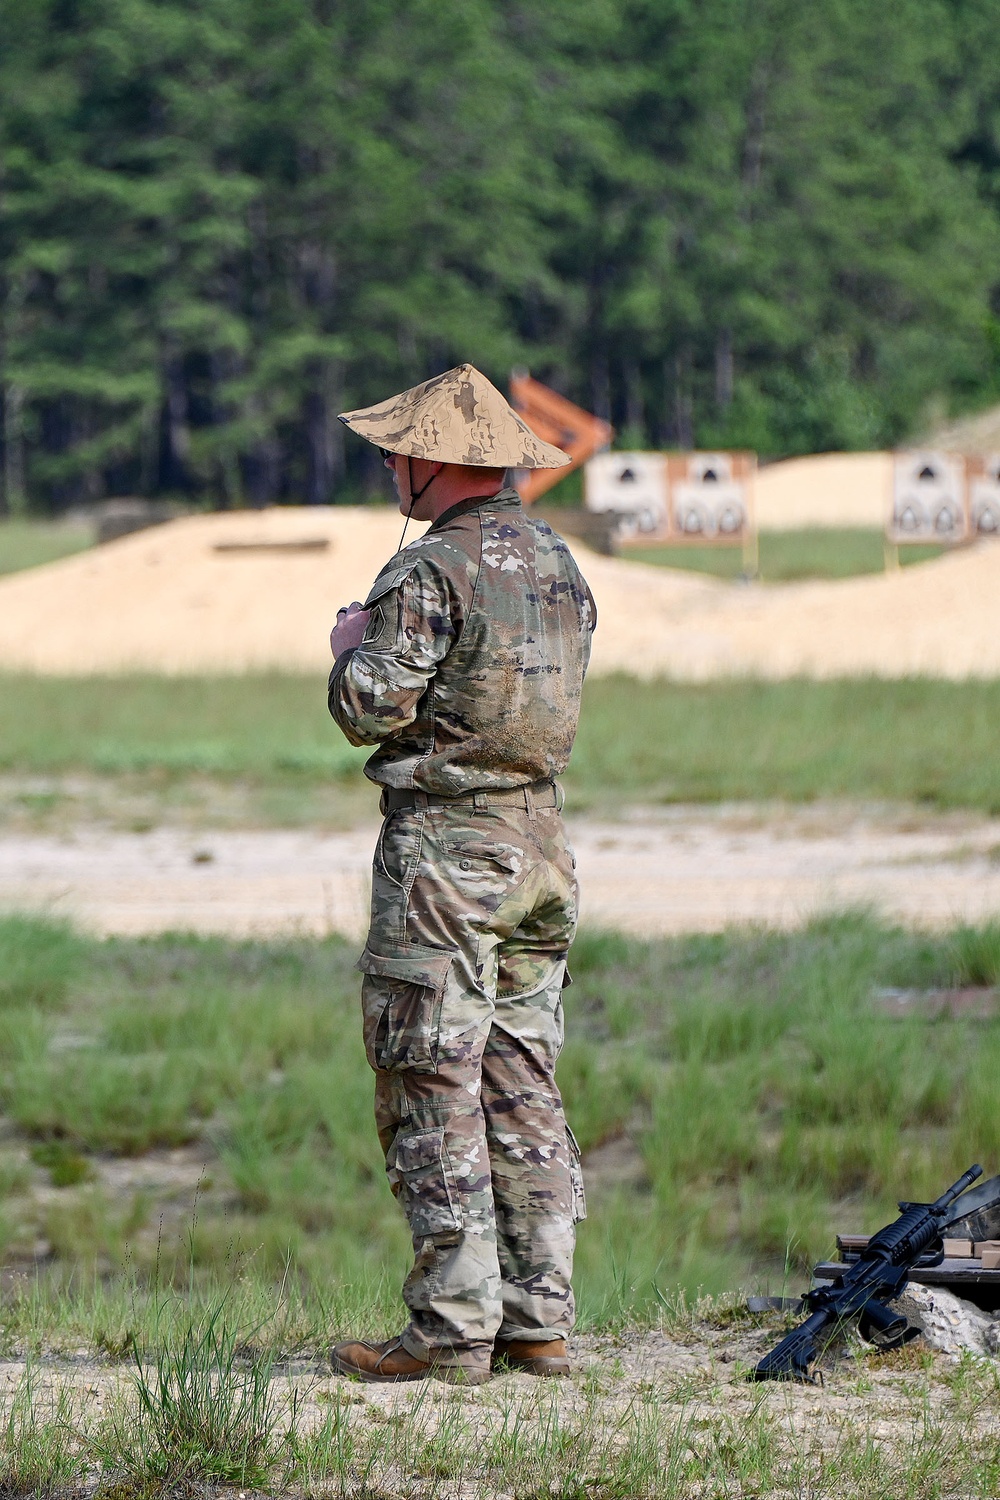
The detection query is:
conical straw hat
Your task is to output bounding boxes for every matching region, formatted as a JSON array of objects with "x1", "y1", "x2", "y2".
[{"x1": 338, "y1": 364, "x2": 570, "y2": 470}]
